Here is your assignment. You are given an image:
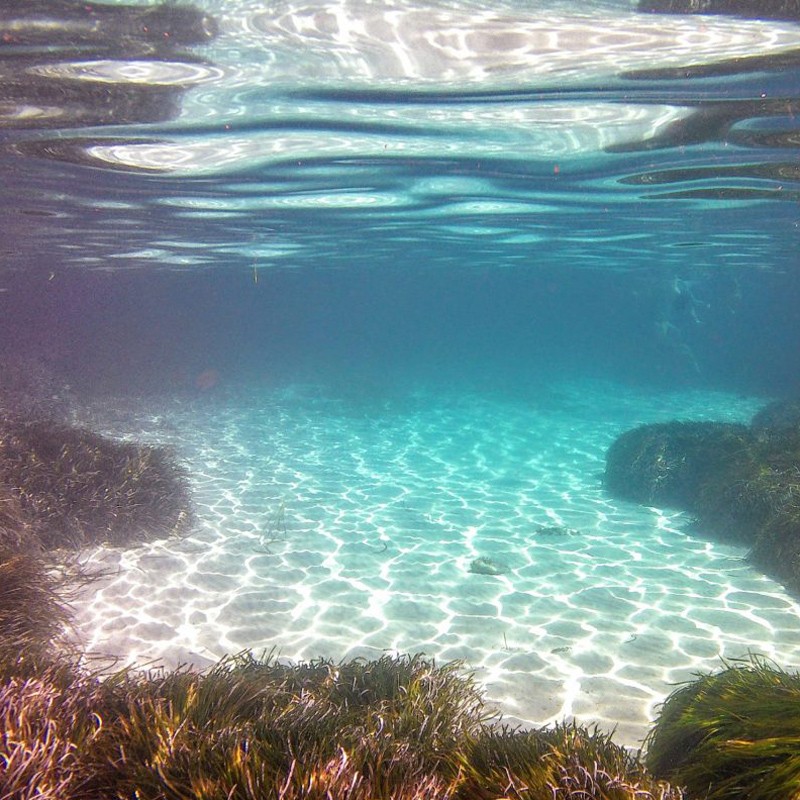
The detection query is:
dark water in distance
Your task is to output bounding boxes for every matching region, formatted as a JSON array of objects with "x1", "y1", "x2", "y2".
[{"x1": 1, "y1": 0, "x2": 799, "y2": 398}]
